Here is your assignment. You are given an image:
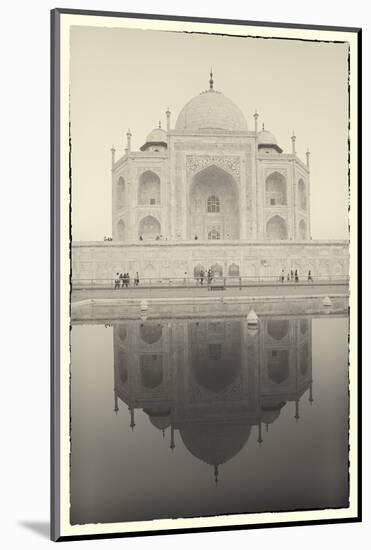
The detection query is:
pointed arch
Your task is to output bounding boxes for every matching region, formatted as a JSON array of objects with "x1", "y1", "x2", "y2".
[
  {"x1": 138, "y1": 215, "x2": 161, "y2": 240},
  {"x1": 266, "y1": 215, "x2": 288, "y2": 240},
  {"x1": 117, "y1": 219, "x2": 126, "y2": 241},
  {"x1": 298, "y1": 178, "x2": 307, "y2": 210},
  {"x1": 265, "y1": 171, "x2": 287, "y2": 206},
  {"x1": 138, "y1": 170, "x2": 160, "y2": 205}
]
